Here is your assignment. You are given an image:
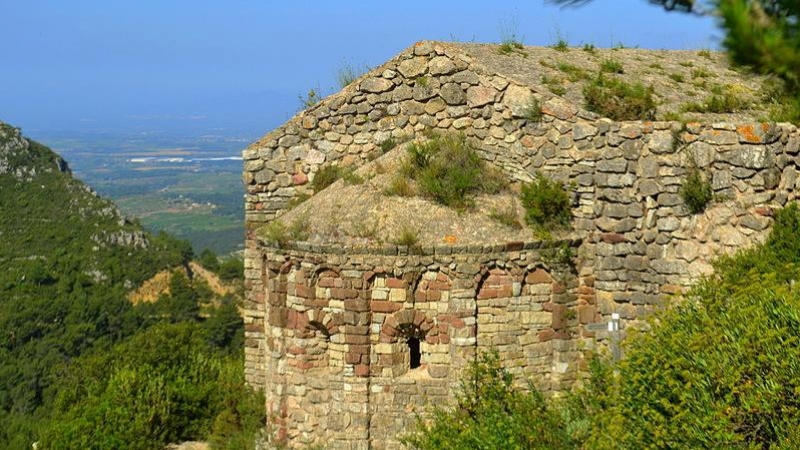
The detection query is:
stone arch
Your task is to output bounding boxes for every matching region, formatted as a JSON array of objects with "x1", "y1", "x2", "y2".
[
  {"x1": 377, "y1": 309, "x2": 436, "y2": 376},
  {"x1": 286, "y1": 266, "x2": 314, "y2": 310},
  {"x1": 476, "y1": 267, "x2": 515, "y2": 300},
  {"x1": 310, "y1": 265, "x2": 342, "y2": 287},
  {"x1": 305, "y1": 309, "x2": 341, "y2": 338},
  {"x1": 524, "y1": 266, "x2": 554, "y2": 297},
  {"x1": 413, "y1": 270, "x2": 452, "y2": 304},
  {"x1": 312, "y1": 266, "x2": 344, "y2": 306}
]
